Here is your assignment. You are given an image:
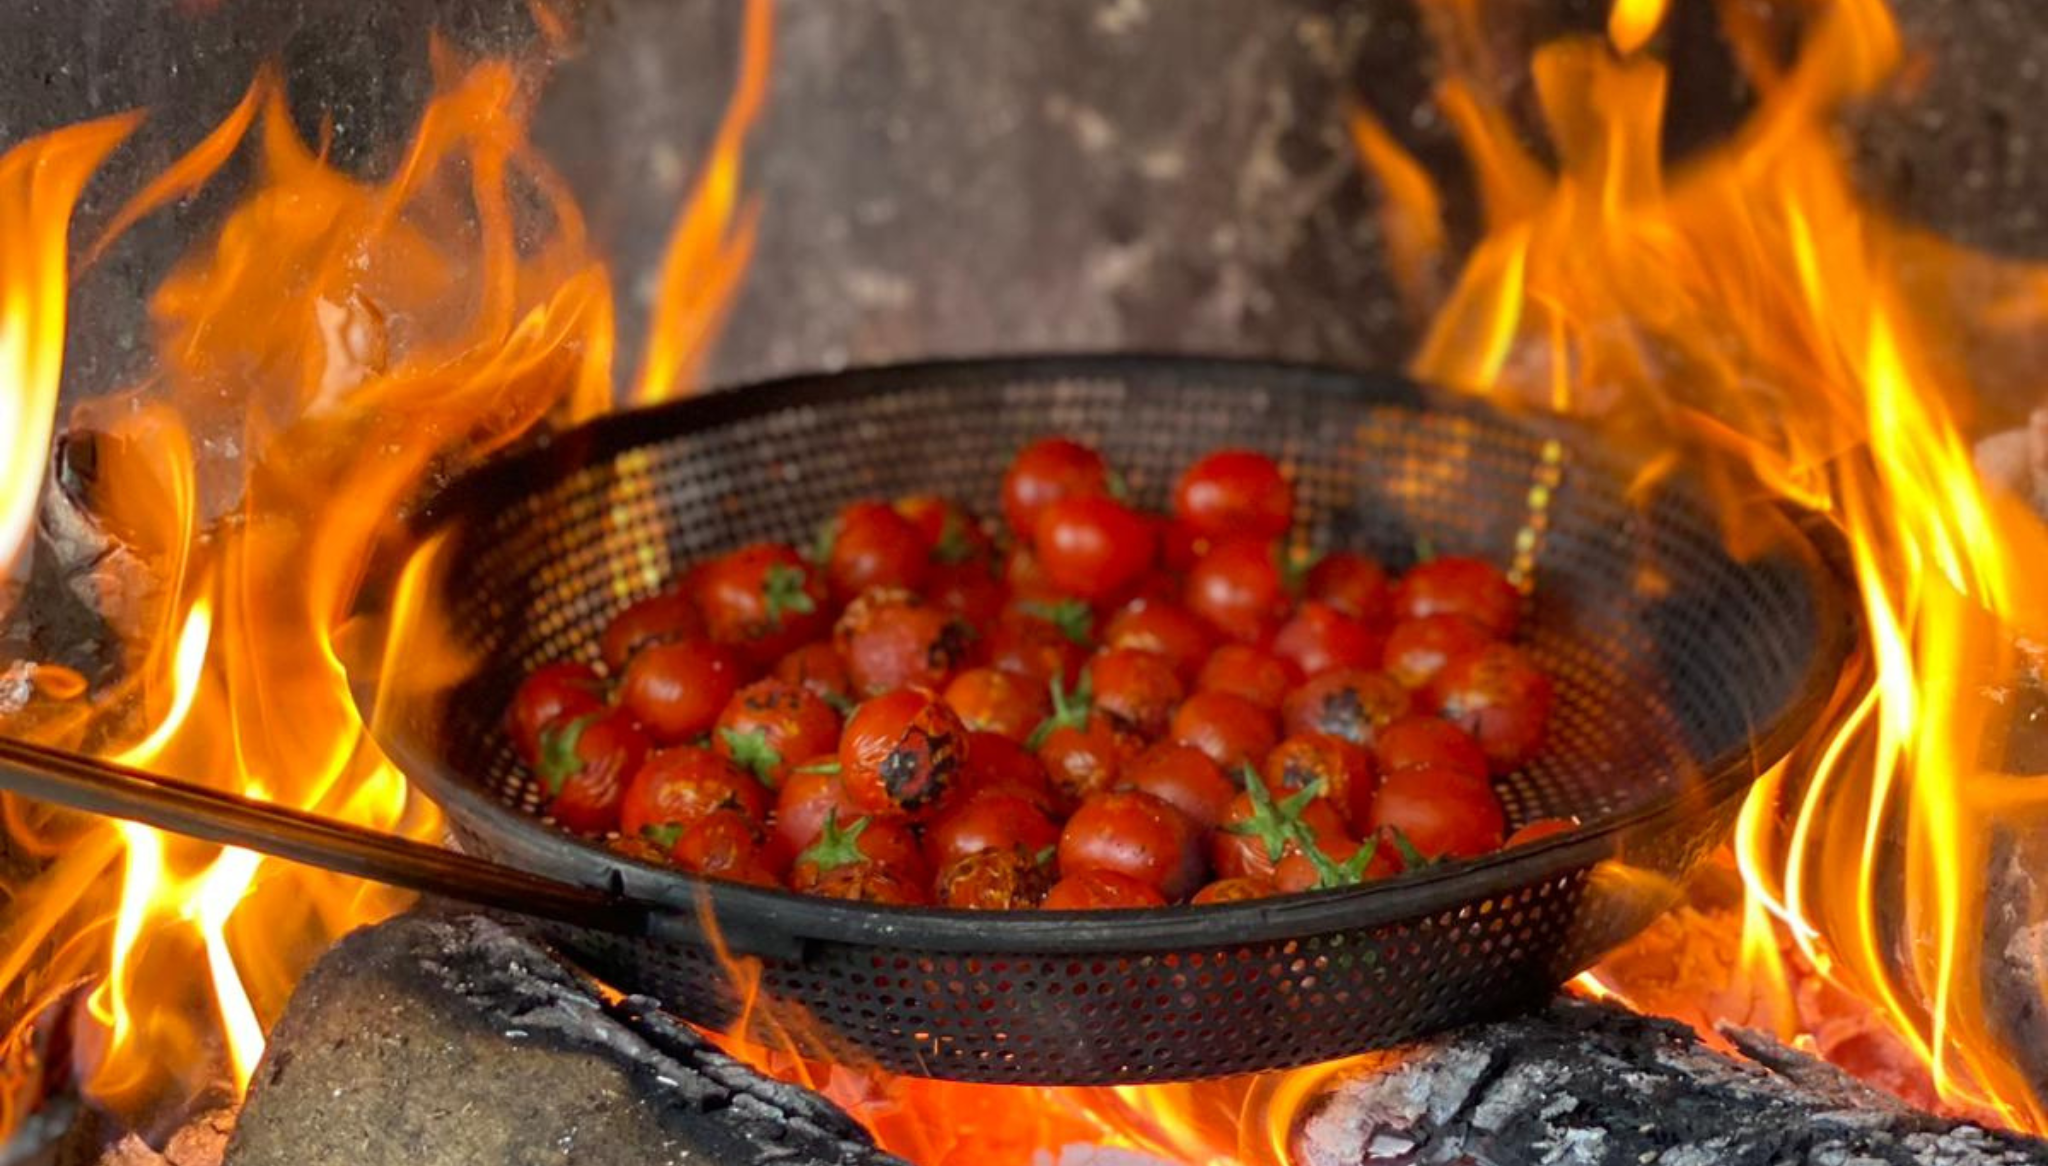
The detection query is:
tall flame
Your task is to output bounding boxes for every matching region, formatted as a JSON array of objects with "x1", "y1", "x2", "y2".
[{"x1": 0, "y1": 1, "x2": 770, "y2": 1134}]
